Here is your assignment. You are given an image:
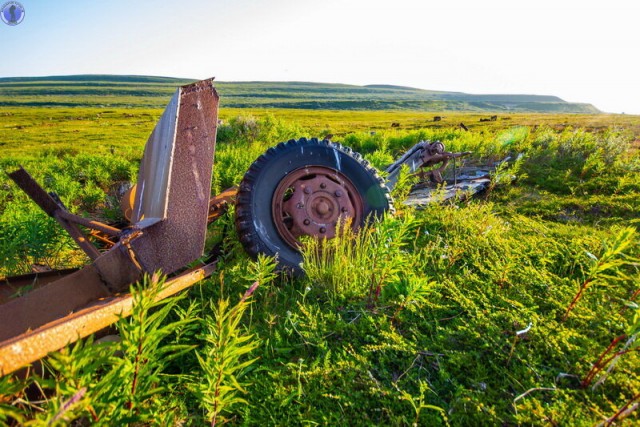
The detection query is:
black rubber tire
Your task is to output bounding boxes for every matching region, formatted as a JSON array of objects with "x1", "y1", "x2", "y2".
[{"x1": 235, "y1": 138, "x2": 392, "y2": 273}]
